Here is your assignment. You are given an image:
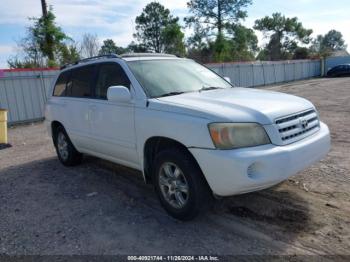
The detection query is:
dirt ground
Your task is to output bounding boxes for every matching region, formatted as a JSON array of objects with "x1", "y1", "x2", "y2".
[{"x1": 0, "y1": 77, "x2": 349, "y2": 256}]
